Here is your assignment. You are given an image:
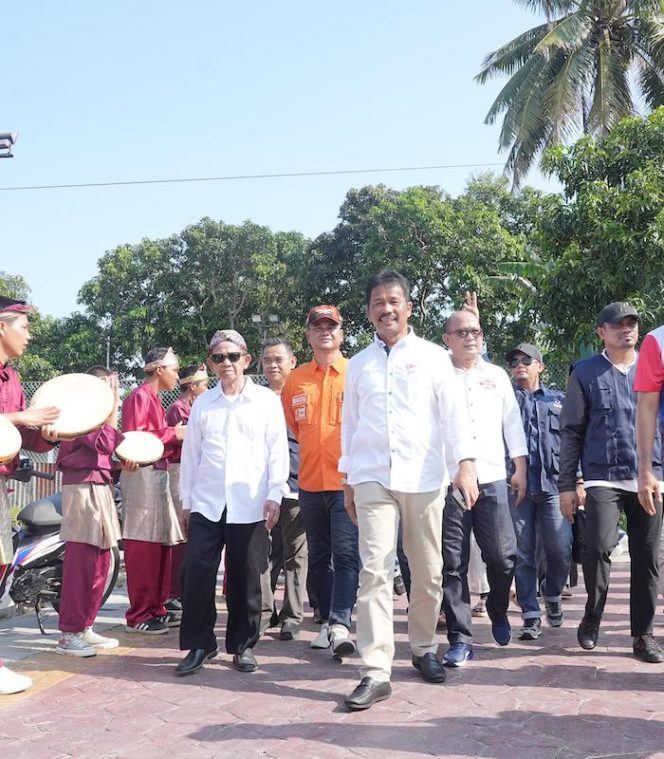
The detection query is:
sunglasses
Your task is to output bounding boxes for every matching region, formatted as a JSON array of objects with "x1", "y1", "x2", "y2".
[
  {"x1": 209, "y1": 351, "x2": 245, "y2": 364},
  {"x1": 448, "y1": 328, "x2": 483, "y2": 339},
  {"x1": 509, "y1": 356, "x2": 534, "y2": 368}
]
